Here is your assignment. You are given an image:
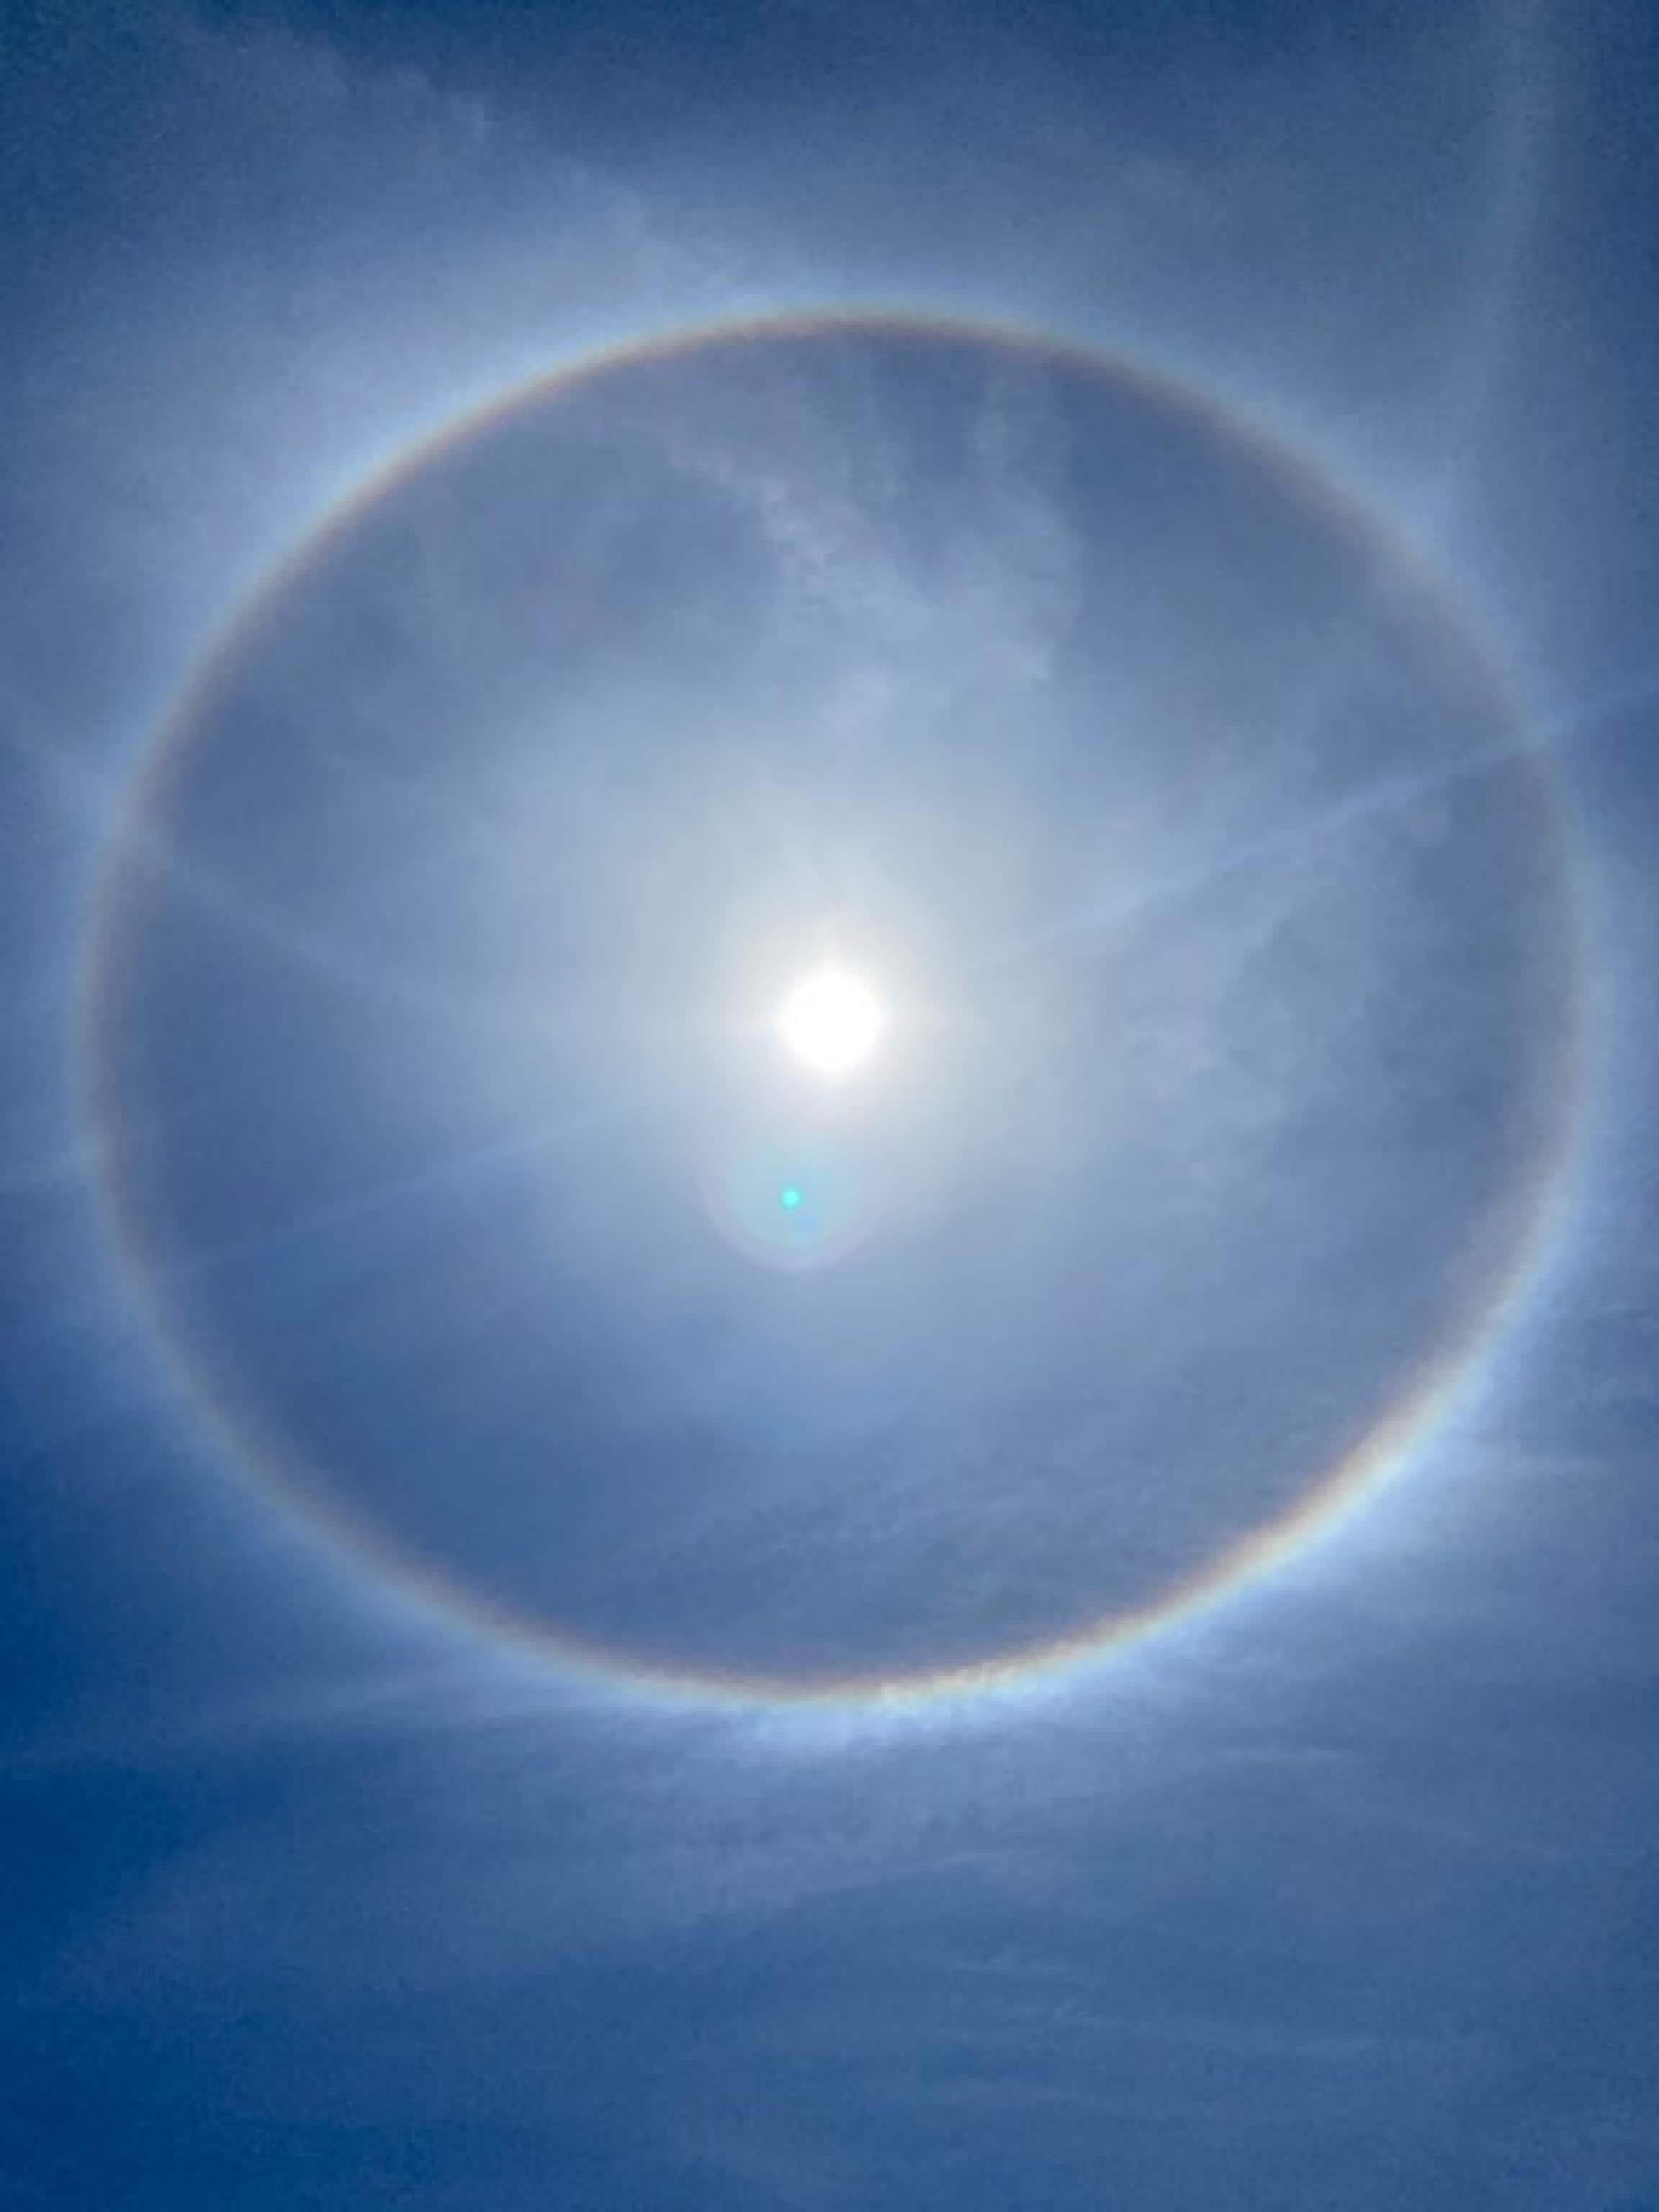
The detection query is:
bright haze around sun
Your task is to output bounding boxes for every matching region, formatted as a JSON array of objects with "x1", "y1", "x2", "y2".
[{"x1": 777, "y1": 967, "x2": 885, "y2": 1078}]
